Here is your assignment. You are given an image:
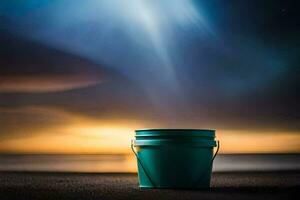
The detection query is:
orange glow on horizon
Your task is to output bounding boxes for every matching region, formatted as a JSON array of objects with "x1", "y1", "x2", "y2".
[
  {"x1": 0, "y1": 122, "x2": 300, "y2": 154},
  {"x1": 0, "y1": 125, "x2": 135, "y2": 154},
  {"x1": 1, "y1": 106, "x2": 299, "y2": 154},
  {"x1": 217, "y1": 130, "x2": 300, "y2": 154}
]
